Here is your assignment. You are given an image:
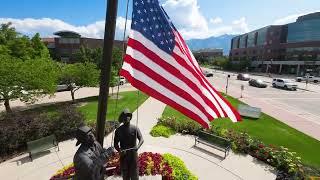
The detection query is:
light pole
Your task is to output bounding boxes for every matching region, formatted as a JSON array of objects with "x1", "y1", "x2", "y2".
[
  {"x1": 96, "y1": 0, "x2": 119, "y2": 146},
  {"x1": 226, "y1": 74, "x2": 230, "y2": 95}
]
